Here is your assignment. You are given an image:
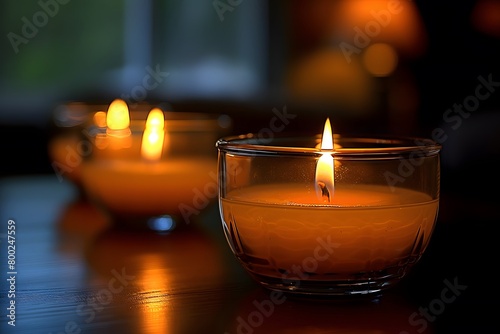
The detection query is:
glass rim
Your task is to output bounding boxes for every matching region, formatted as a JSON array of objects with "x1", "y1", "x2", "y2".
[
  {"x1": 53, "y1": 101, "x2": 232, "y2": 133},
  {"x1": 216, "y1": 133, "x2": 442, "y2": 157}
]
